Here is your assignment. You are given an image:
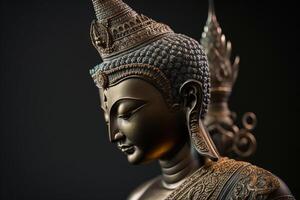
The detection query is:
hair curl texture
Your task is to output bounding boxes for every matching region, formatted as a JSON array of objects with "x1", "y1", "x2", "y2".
[{"x1": 90, "y1": 33, "x2": 210, "y2": 118}]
